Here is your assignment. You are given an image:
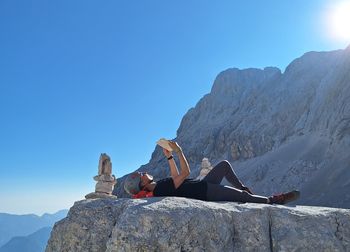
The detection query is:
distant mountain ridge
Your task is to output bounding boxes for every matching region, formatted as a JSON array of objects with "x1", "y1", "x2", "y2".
[
  {"x1": 113, "y1": 45, "x2": 350, "y2": 208},
  {"x1": 0, "y1": 227, "x2": 51, "y2": 252},
  {"x1": 0, "y1": 210, "x2": 68, "y2": 248}
]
